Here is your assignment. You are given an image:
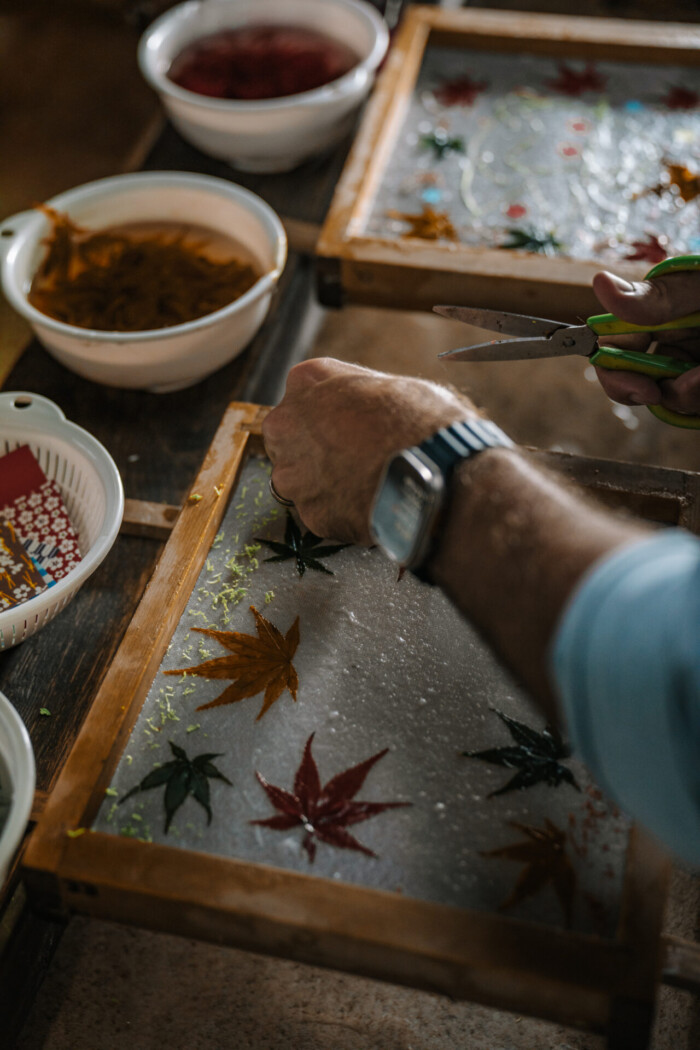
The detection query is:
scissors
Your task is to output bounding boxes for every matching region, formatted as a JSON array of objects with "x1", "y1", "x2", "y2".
[{"x1": 434, "y1": 255, "x2": 700, "y2": 429}]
